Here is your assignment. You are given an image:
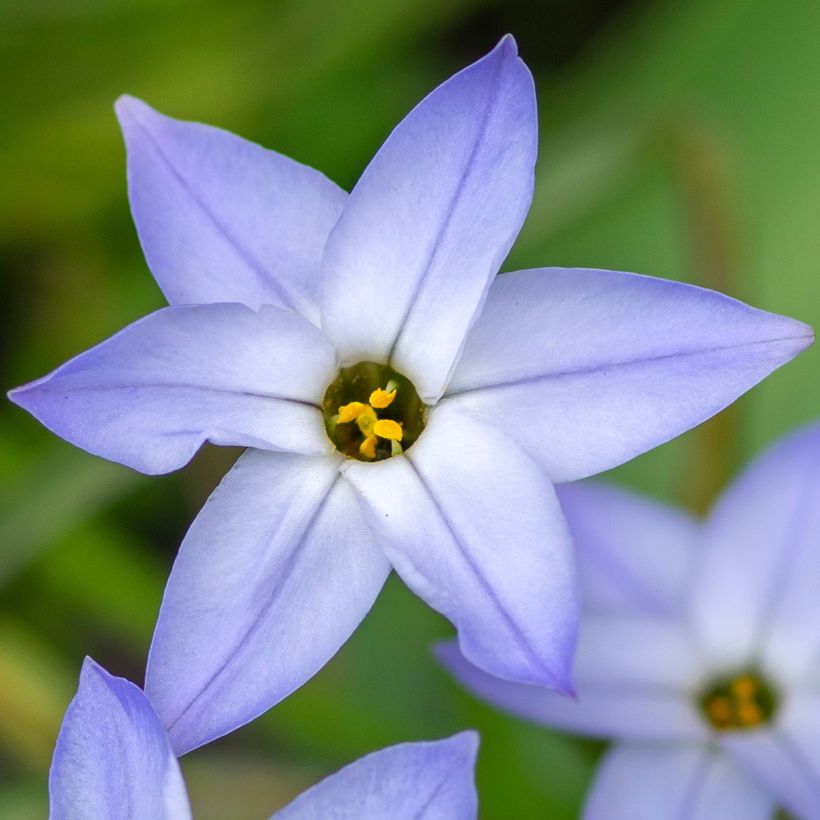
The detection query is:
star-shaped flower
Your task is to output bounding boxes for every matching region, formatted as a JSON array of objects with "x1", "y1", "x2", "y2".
[
  {"x1": 439, "y1": 422, "x2": 820, "y2": 819},
  {"x1": 9, "y1": 37, "x2": 812, "y2": 754},
  {"x1": 50, "y1": 658, "x2": 479, "y2": 820}
]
